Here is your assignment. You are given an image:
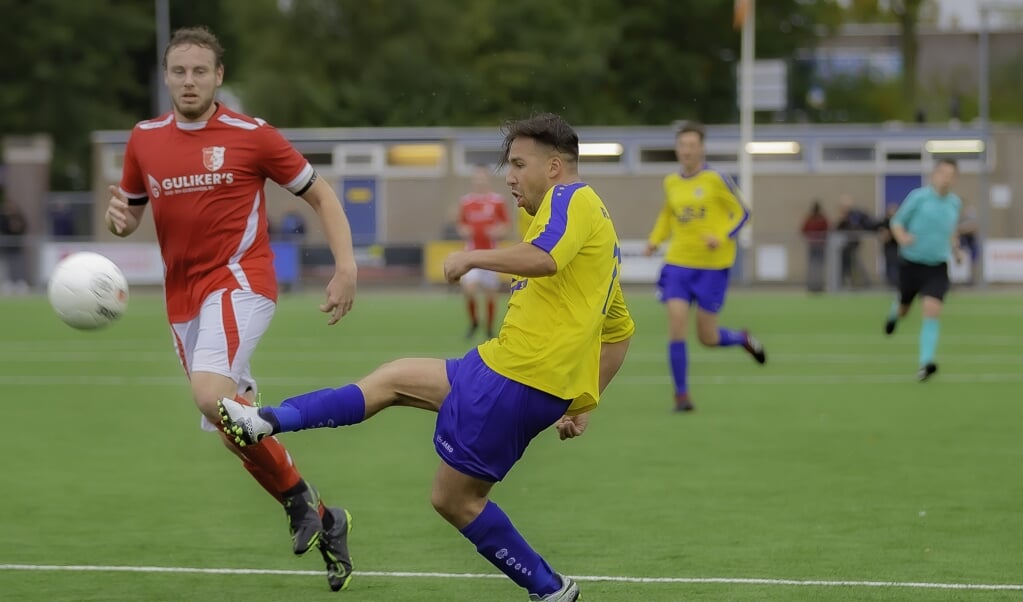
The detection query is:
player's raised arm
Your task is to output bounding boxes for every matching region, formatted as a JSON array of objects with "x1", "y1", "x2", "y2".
[
  {"x1": 444, "y1": 242, "x2": 555, "y2": 283},
  {"x1": 300, "y1": 176, "x2": 358, "y2": 324},
  {"x1": 644, "y1": 181, "x2": 673, "y2": 256}
]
